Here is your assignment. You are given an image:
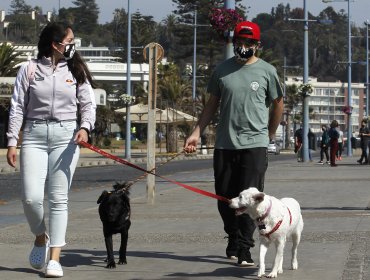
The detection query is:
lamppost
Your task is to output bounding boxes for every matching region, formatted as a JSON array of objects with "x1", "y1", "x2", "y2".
[
  {"x1": 125, "y1": 0, "x2": 132, "y2": 159},
  {"x1": 224, "y1": 0, "x2": 235, "y2": 59},
  {"x1": 288, "y1": 0, "x2": 310, "y2": 162},
  {"x1": 323, "y1": 0, "x2": 353, "y2": 156},
  {"x1": 365, "y1": 20, "x2": 369, "y2": 117}
]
